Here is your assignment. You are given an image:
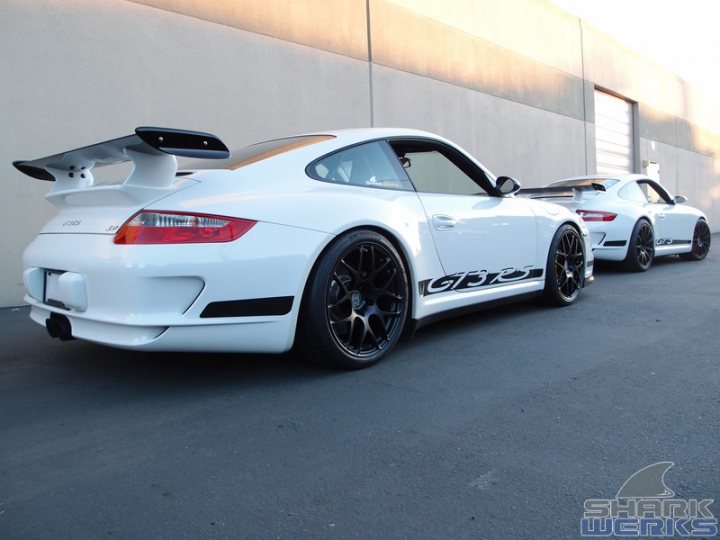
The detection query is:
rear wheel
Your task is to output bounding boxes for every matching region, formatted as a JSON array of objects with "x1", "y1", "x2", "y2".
[
  {"x1": 541, "y1": 224, "x2": 585, "y2": 306},
  {"x1": 679, "y1": 218, "x2": 711, "y2": 261},
  {"x1": 623, "y1": 219, "x2": 654, "y2": 272},
  {"x1": 298, "y1": 230, "x2": 409, "y2": 369}
]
